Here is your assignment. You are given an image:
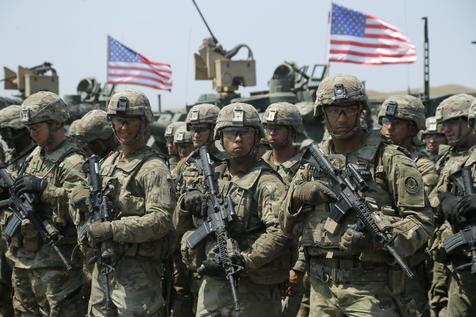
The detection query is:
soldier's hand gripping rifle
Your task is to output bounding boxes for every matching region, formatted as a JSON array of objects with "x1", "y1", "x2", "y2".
[
  {"x1": 85, "y1": 155, "x2": 114, "y2": 309},
  {"x1": 185, "y1": 145, "x2": 243, "y2": 311},
  {"x1": 443, "y1": 166, "x2": 476, "y2": 274},
  {"x1": 304, "y1": 146, "x2": 415, "y2": 278},
  {"x1": 0, "y1": 161, "x2": 72, "y2": 270}
]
